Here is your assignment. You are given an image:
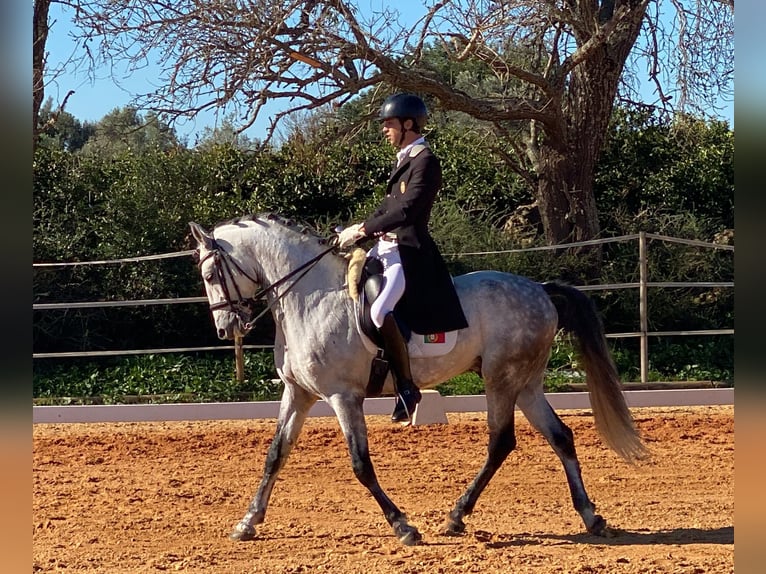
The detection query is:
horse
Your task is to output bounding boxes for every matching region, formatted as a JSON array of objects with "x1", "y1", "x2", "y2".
[{"x1": 189, "y1": 212, "x2": 646, "y2": 546}]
